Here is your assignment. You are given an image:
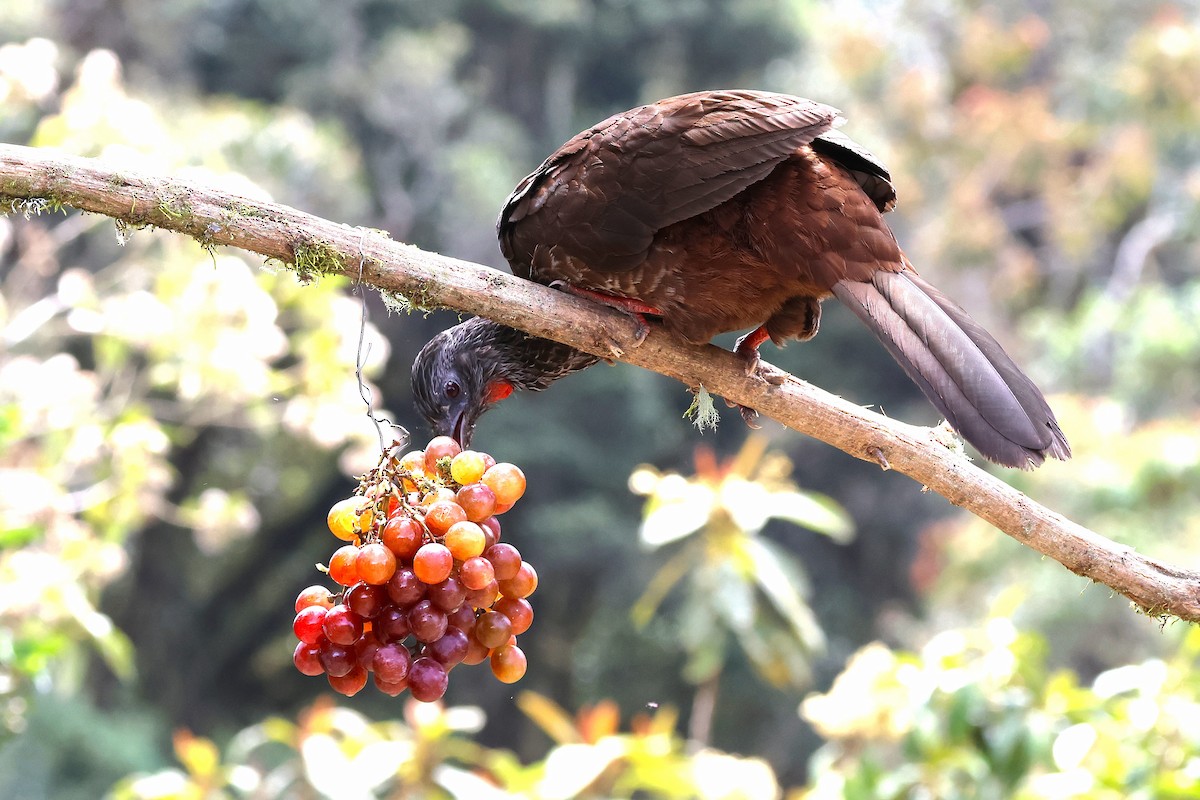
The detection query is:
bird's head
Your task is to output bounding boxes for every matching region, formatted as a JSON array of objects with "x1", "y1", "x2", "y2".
[
  {"x1": 411, "y1": 317, "x2": 516, "y2": 448},
  {"x1": 413, "y1": 317, "x2": 602, "y2": 446}
]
